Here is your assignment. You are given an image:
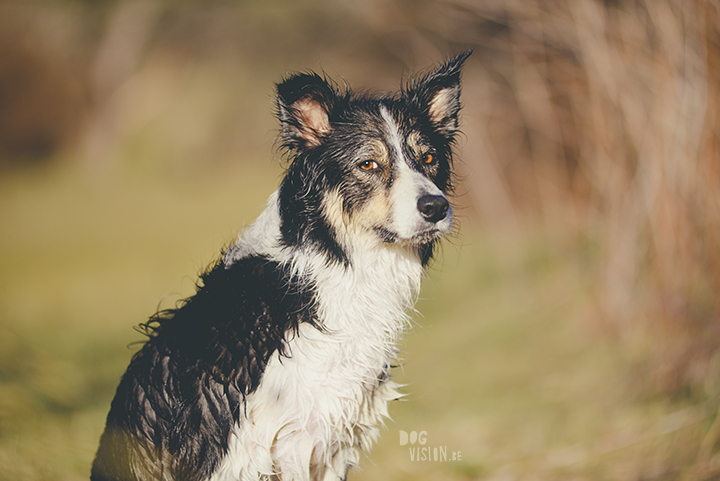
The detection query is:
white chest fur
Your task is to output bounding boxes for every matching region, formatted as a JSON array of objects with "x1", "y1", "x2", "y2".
[{"x1": 213, "y1": 198, "x2": 424, "y2": 481}]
